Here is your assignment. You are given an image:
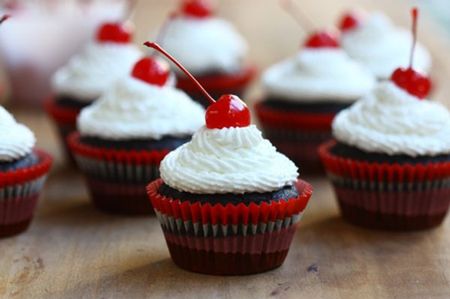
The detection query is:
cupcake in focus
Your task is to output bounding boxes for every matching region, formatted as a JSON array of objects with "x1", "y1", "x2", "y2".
[
  {"x1": 0, "y1": 106, "x2": 52, "y2": 237},
  {"x1": 45, "y1": 22, "x2": 141, "y2": 163},
  {"x1": 68, "y1": 56, "x2": 205, "y2": 215},
  {"x1": 255, "y1": 30, "x2": 375, "y2": 173},
  {"x1": 339, "y1": 10, "x2": 431, "y2": 80},
  {"x1": 156, "y1": 0, "x2": 256, "y2": 106},
  {"x1": 146, "y1": 42, "x2": 313, "y2": 275}
]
